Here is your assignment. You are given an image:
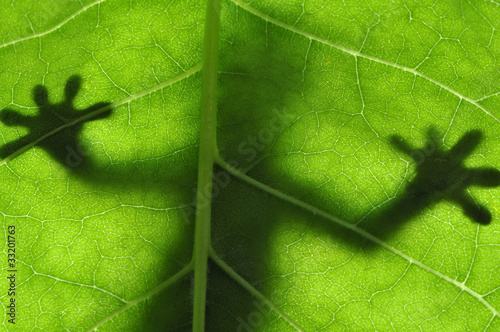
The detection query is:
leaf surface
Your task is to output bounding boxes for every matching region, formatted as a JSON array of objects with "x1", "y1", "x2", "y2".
[{"x1": 1, "y1": 0, "x2": 500, "y2": 331}]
